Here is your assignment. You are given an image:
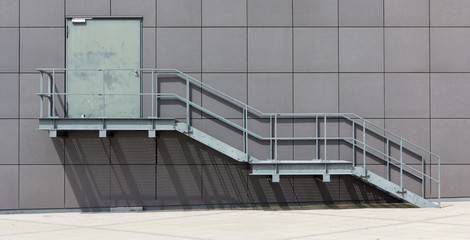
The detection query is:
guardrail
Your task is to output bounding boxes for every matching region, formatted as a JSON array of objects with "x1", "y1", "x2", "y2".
[{"x1": 37, "y1": 68, "x2": 441, "y2": 206}]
